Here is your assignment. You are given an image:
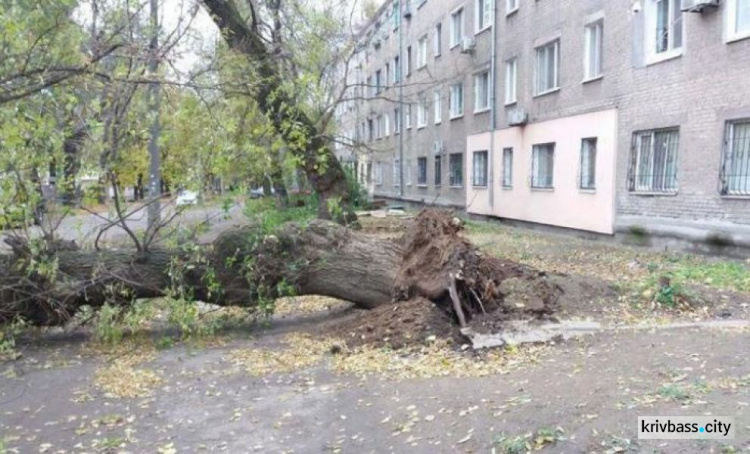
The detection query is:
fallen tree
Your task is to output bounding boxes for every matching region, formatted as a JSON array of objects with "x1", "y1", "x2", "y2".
[{"x1": 0, "y1": 210, "x2": 562, "y2": 330}]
